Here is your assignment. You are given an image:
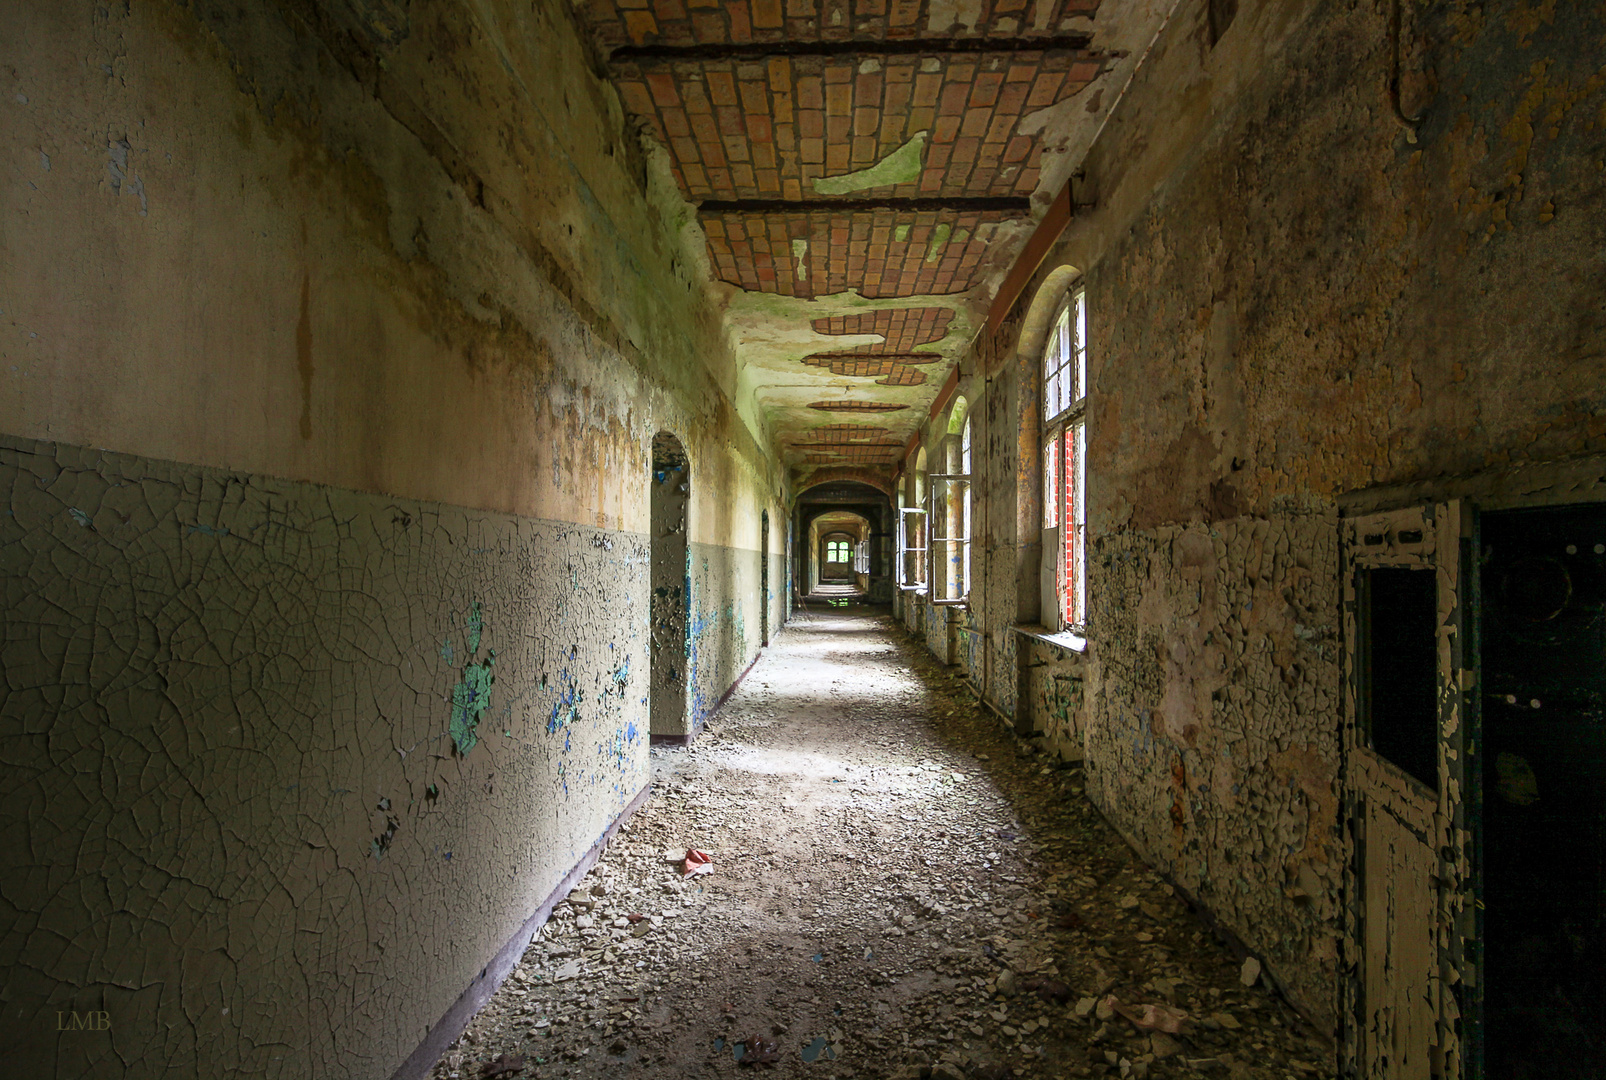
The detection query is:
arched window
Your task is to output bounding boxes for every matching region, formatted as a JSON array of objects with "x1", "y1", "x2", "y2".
[
  {"x1": 826, "y1": 539, "x2": 850, "y2": 562},
  {"x1": 1042, "y1": 288, "x2": 1088, "y2": 630}
]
